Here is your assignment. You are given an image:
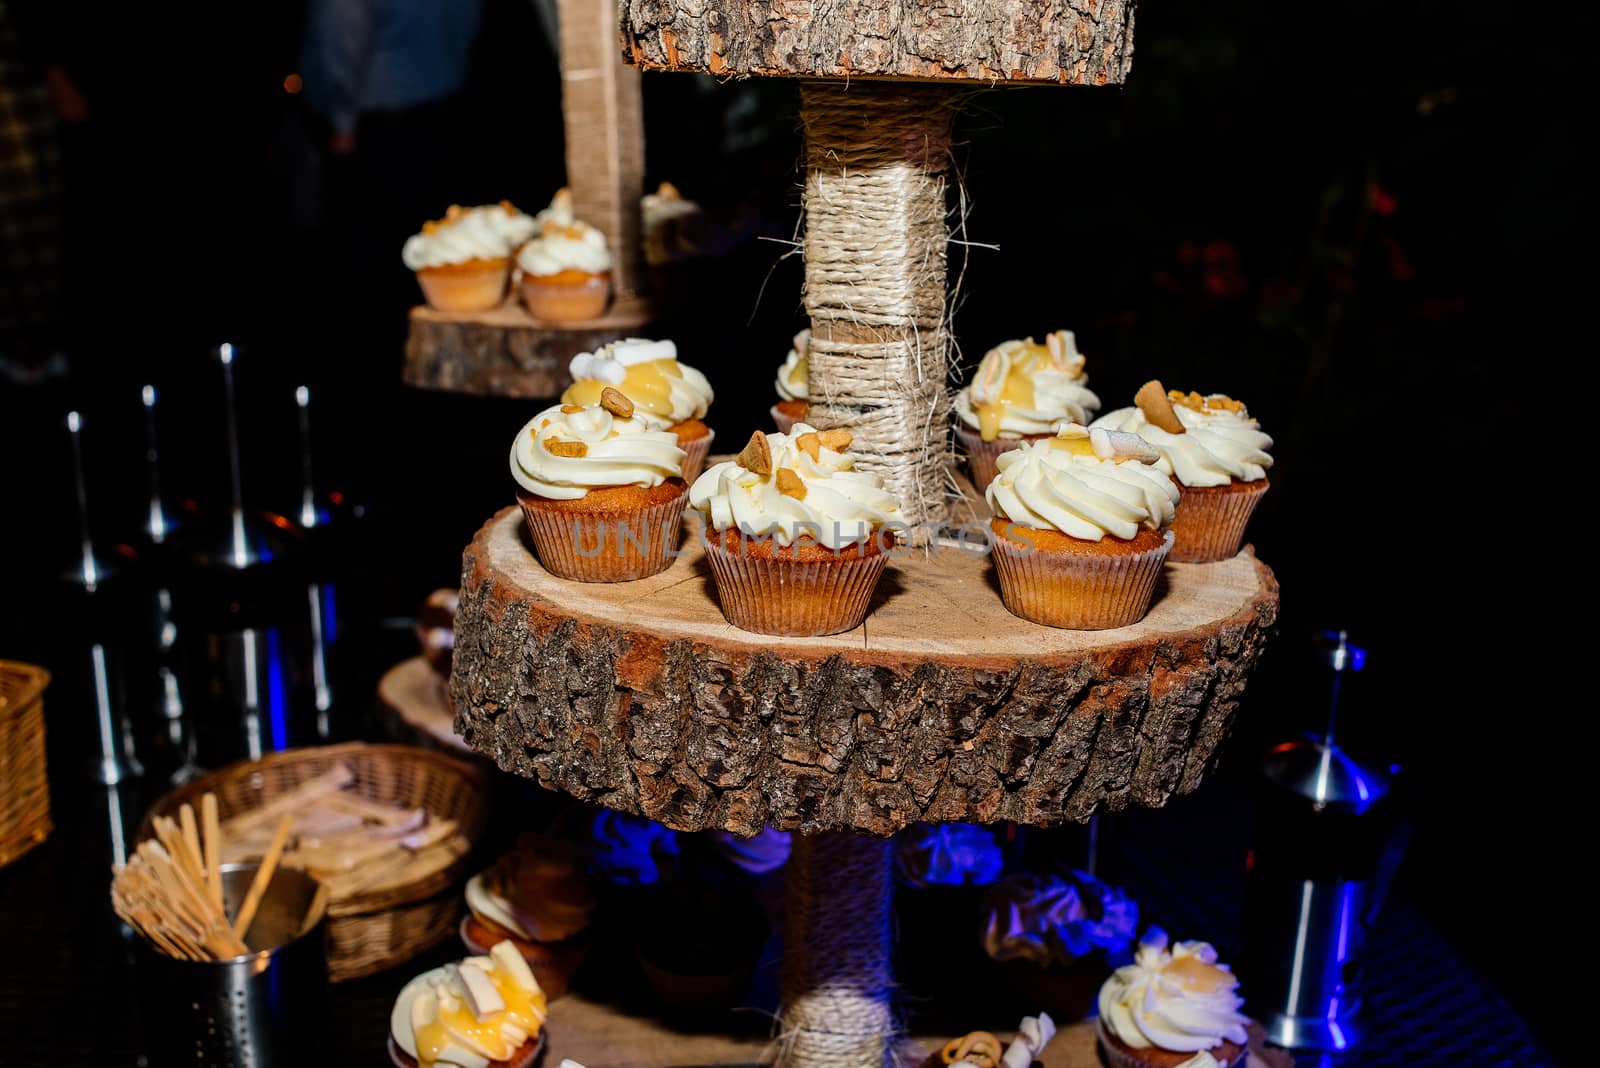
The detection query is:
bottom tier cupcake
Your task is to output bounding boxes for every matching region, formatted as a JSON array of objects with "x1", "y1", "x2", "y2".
[
  {"x1": 460, "y1": 836, "x2": 595, "y2": 999},
  {"x1": 1096, "y1": 929, "x2": 1250, "y2": 1068},
  {"x1": 389, "y1": 940, "x2": 548, "y2": 1068}
]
